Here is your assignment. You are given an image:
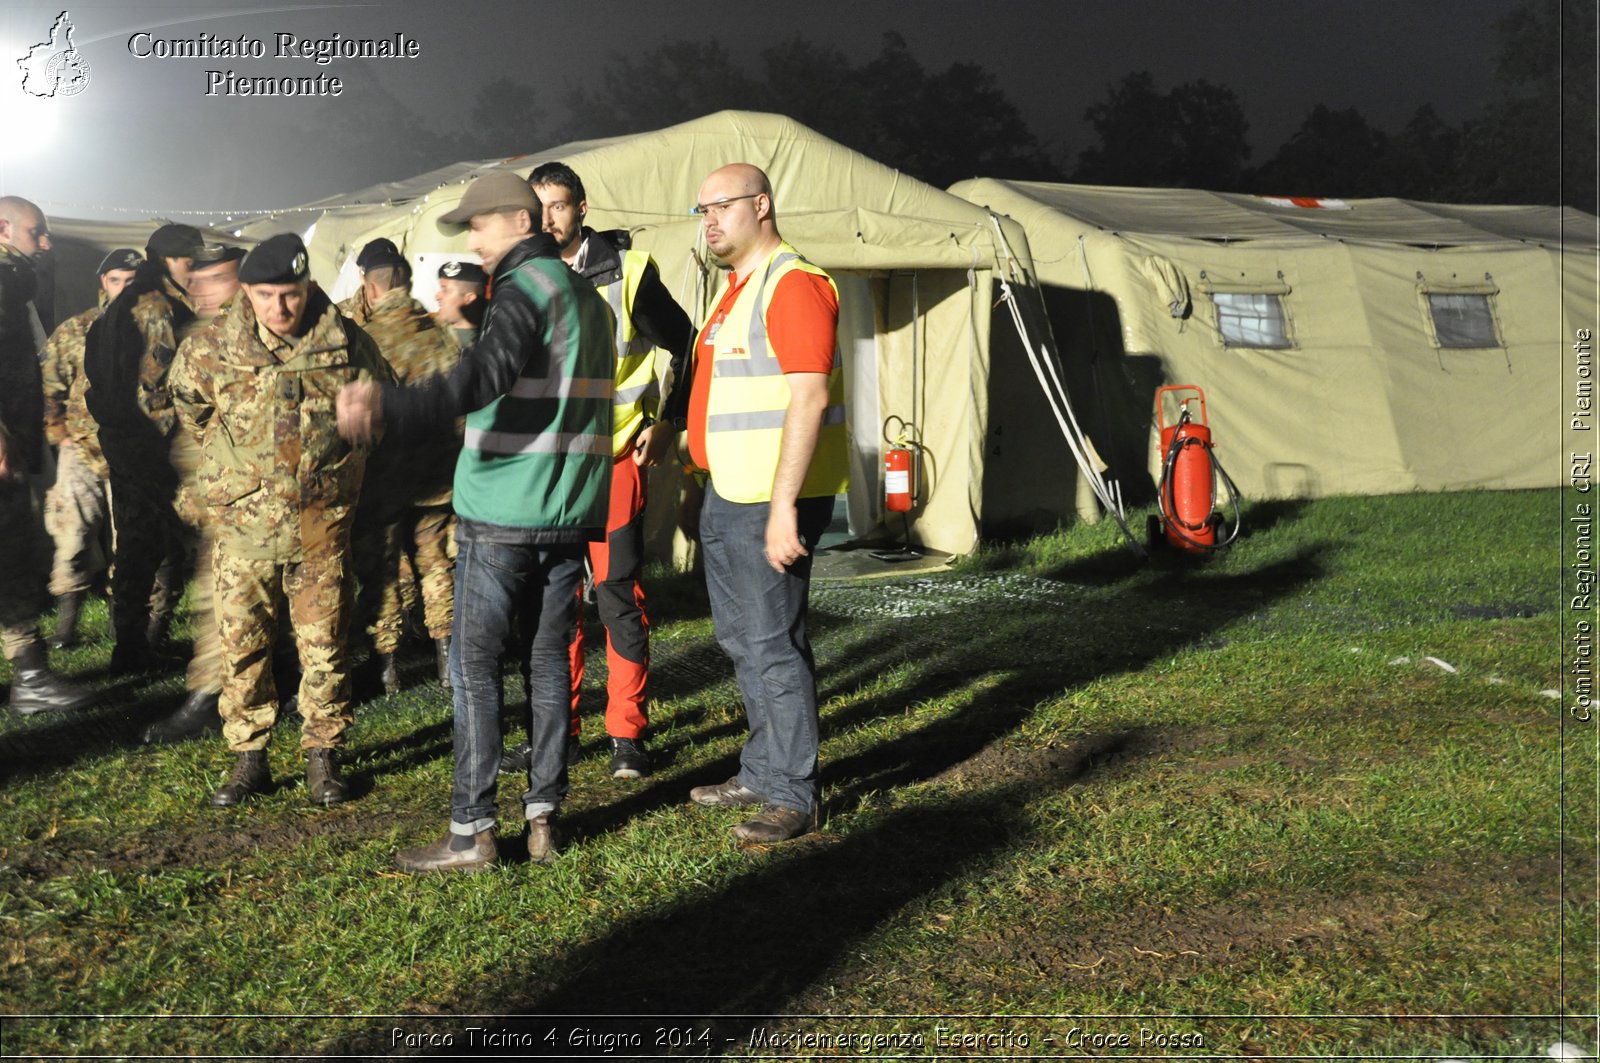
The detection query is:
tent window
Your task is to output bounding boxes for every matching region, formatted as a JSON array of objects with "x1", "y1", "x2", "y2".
[
  {"x1": 1211, "y1": 291, "x2": 1291, "y2": 349},
  {"x1": 1426, "y1": 292, "x2": 1499, "y2": 348}
]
